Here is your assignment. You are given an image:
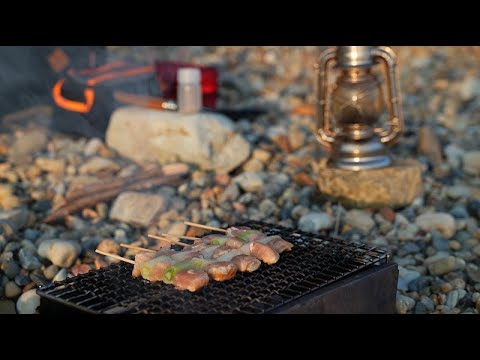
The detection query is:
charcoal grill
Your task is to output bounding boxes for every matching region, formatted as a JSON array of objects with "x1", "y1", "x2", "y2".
[{"x1": 37, "y1": 221, "x2": 398, "y2": 314}]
